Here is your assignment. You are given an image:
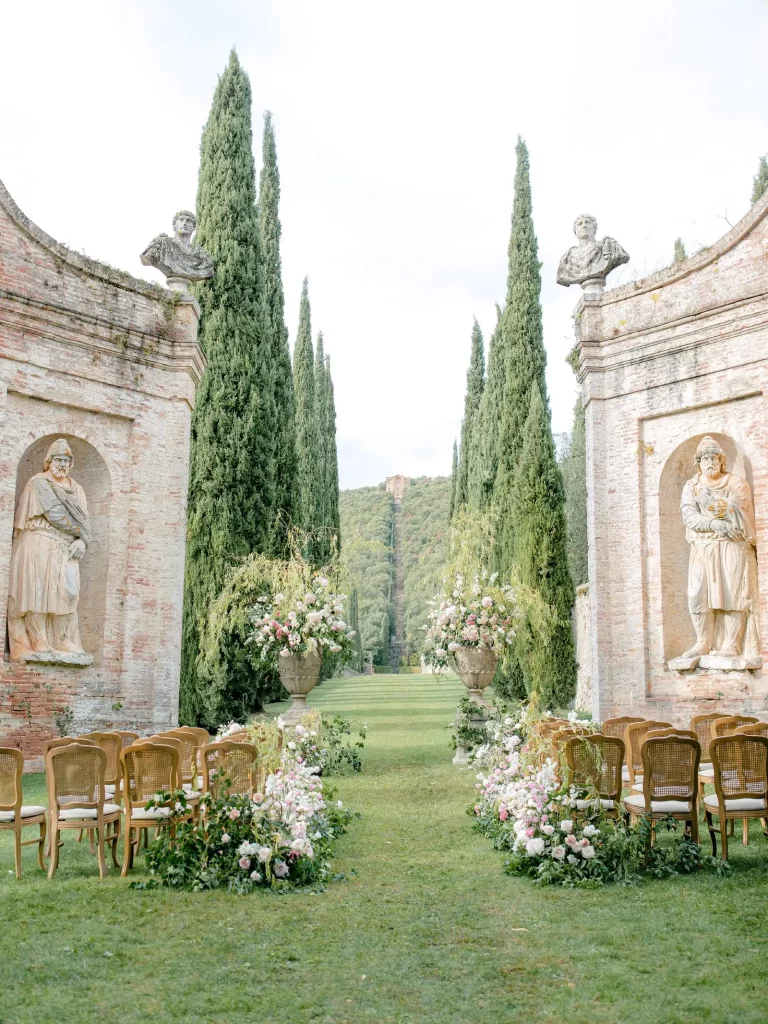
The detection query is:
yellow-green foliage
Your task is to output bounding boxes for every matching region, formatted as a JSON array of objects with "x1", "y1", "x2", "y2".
[{"x1": 339, "y1": 487, "x2": 394, "y2": 662}]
